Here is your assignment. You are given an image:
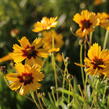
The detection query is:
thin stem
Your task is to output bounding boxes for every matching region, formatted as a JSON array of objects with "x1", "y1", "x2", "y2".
[
  {"x1": 103, "y1": 30, "x2": 109, "y2": 49},
  {"x1": 80, "y1": 44, "x2": 85, "y2": 85},
  {"x1": 103, "y1": 86, "x2": 107, "y2": 102},
  {"x1": 30, "y1": 92, "x2": 40, "y2": 109},
  {"x1": 68, "y1": 80, "x2": 71, "y2": 104},
  {"x1": 89, "y1": 32, "x2": 93, "y2": 46},
  {"x1": 62, "y1": 54, "x2": 66, "y2": 101},
  {"x1": 36, "y1": 92, "x2": 44, "y2": 109},
  {"x1": 40, "y1": 96, "x2": 47, "y2": 108},
  {"x1": 51, "y1": 87, "x2": 57, "y2": 103},
  {"x1": 84, "y1": 74, "x2": 89, "y2": 99},
  {"x1": 84, "y1": 35, "x2": 88, "y2": 57},
  {"x1": 62, "y1": 72, "x2": 65, "y2": 101},
  {"x1": 48, "y1": 92, "x2": 54, "y2": 104},
  {"x1": 102, "y1": 80, "x2": 108, "y2": 102},
  {"x1": 51, "y1": 34, "x2": 58, "y2": 99}
]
